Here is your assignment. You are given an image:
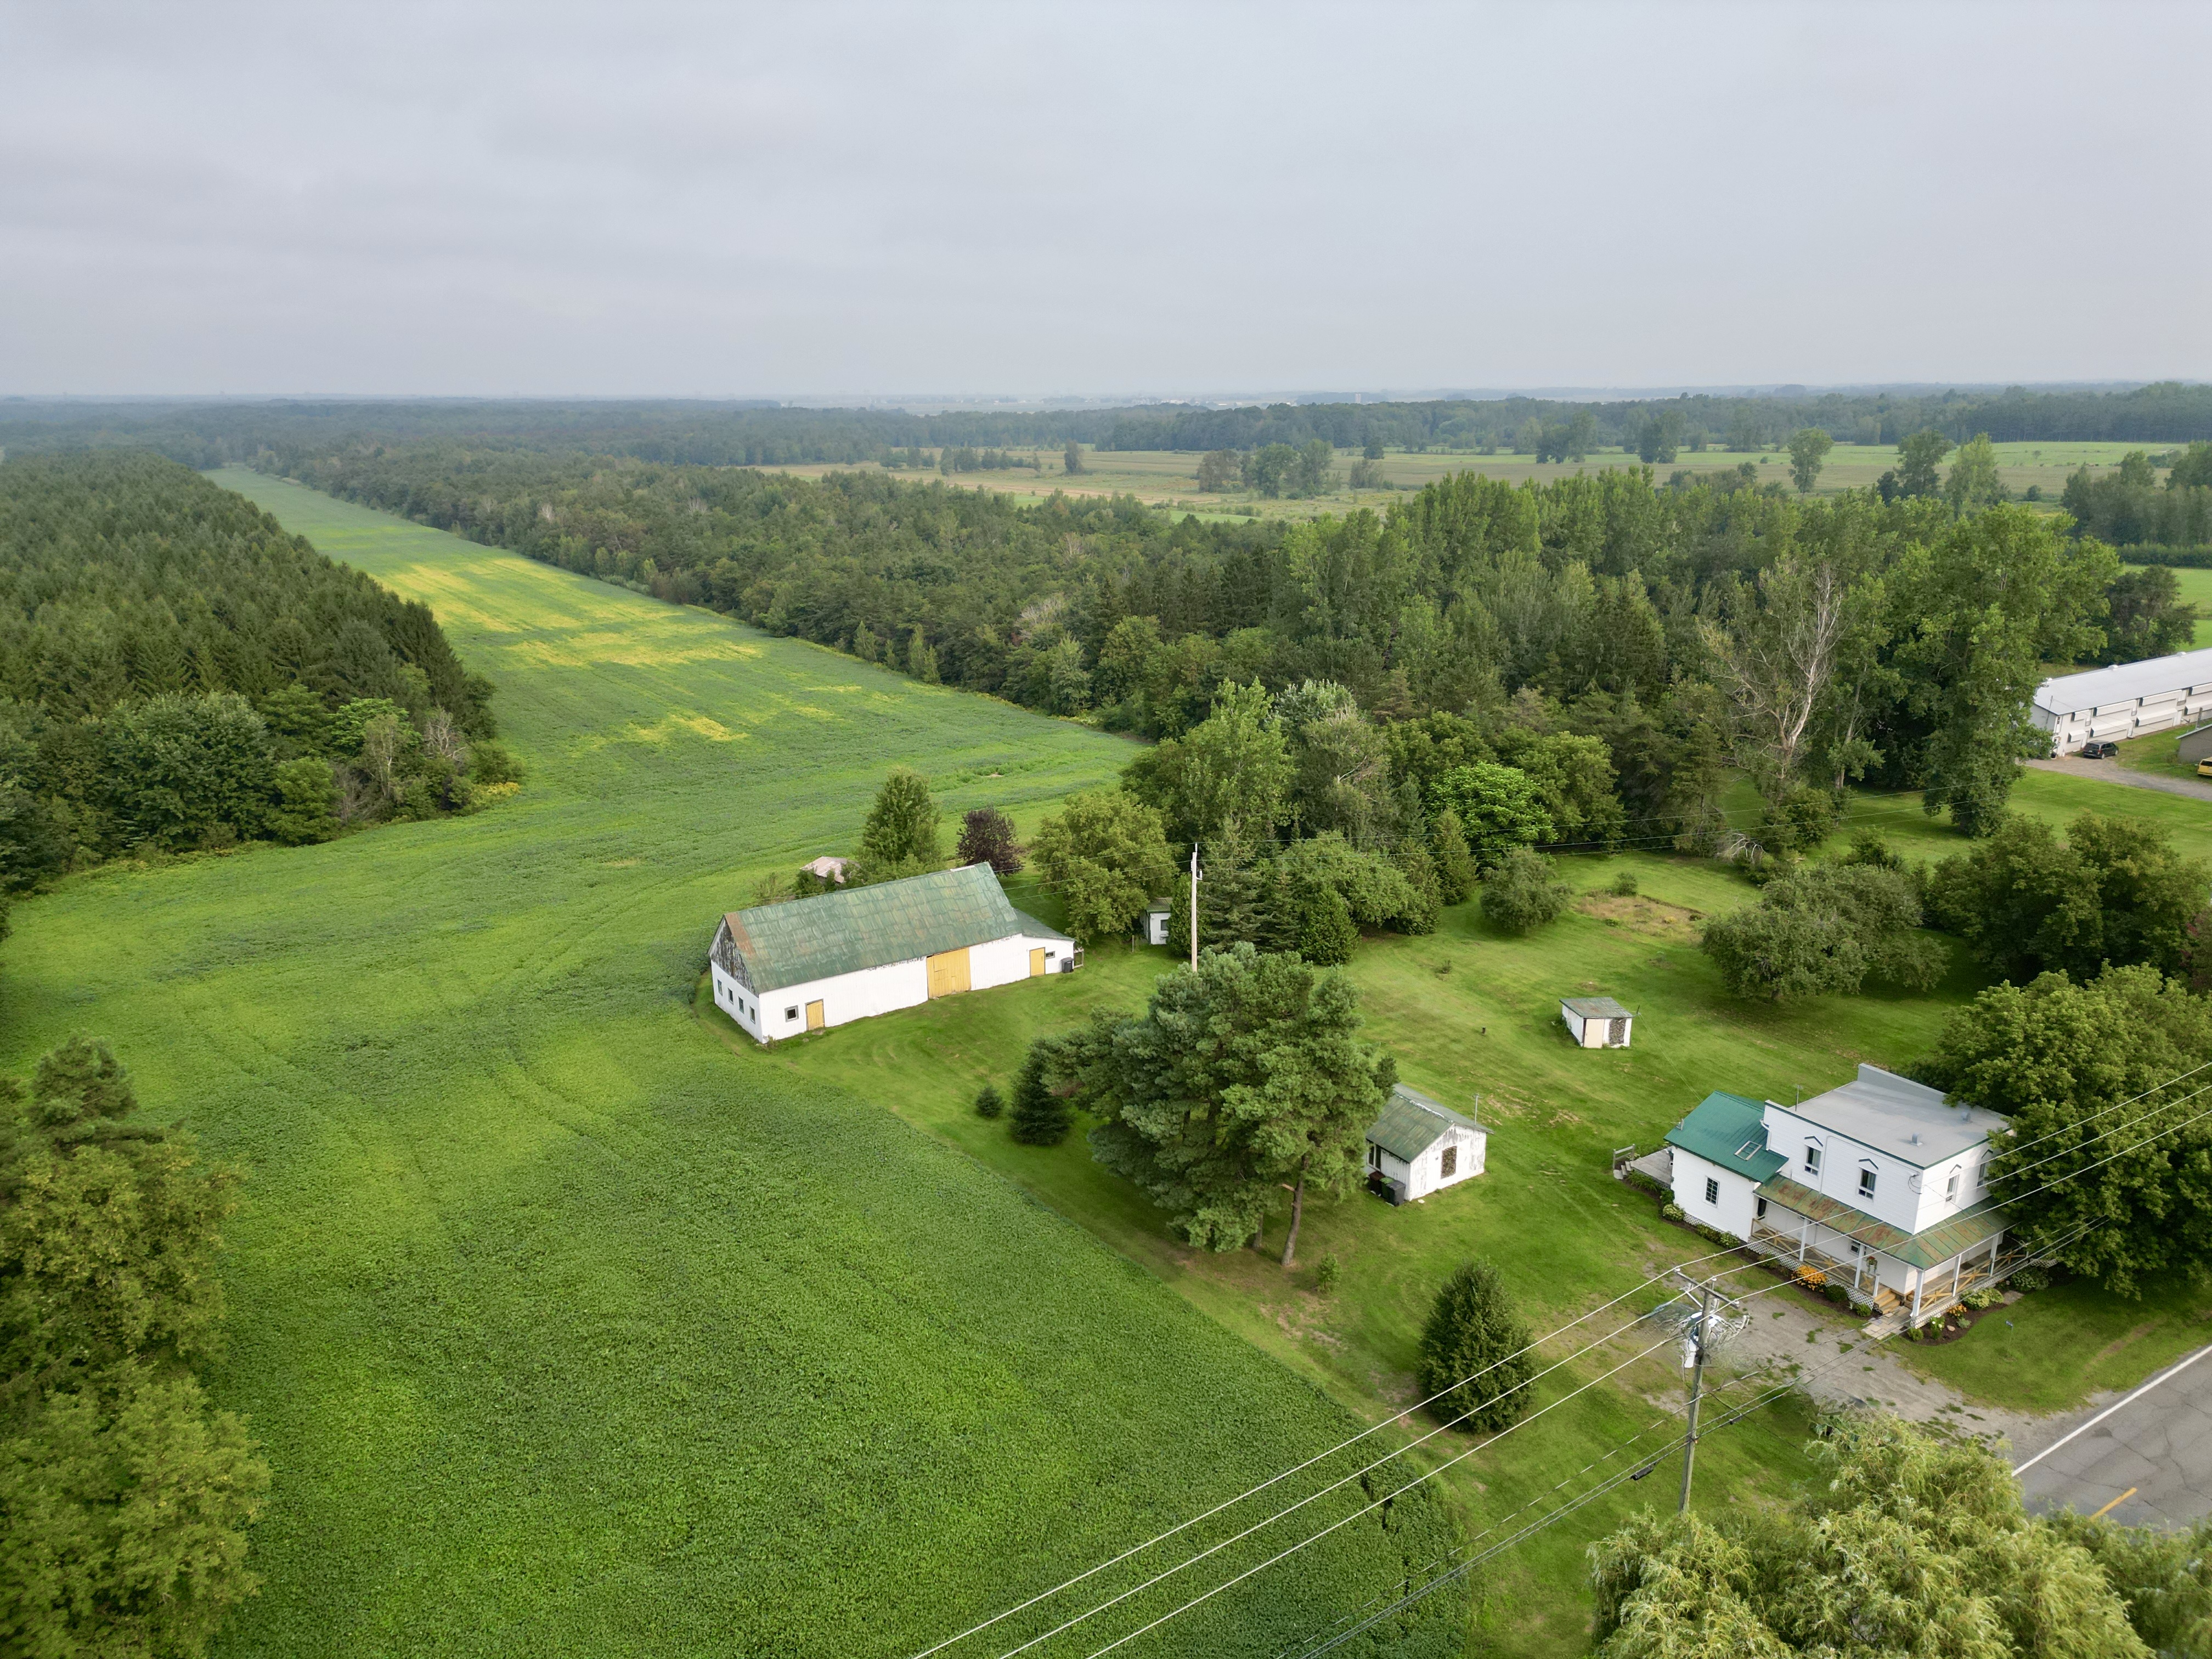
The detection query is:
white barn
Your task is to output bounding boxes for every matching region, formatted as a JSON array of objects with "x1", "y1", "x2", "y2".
[
  {"x1": 1365, "y1": 1084, "x2": 1486, "y2": 1205},
  {"x1": 1663, "y1": 1065, "x2": 2015, "y2": 1330},
  {"x1": 1561, "y1": 996, "x2": 1634, "y2": 1049},
  {"x1": 708, "y1": 864, "x2": 1076, "y2": 1043},
  {"x1": 2034, "y1": 647, "x2": 2212, "y2": 754}
]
